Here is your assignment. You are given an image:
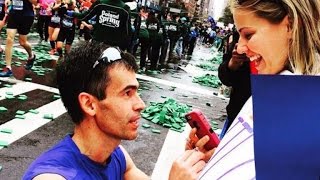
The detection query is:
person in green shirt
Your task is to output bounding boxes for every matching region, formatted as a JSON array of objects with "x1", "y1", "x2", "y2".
[
  {"x1": 69, "y1": 0, "x2": 132, "y2": 50},
  {"x1": 158, "y1": 12, "x2": 170, "y2": 69},
  {"x1": 167, "y1": 13, "x2": 180, "y2": 62}
]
